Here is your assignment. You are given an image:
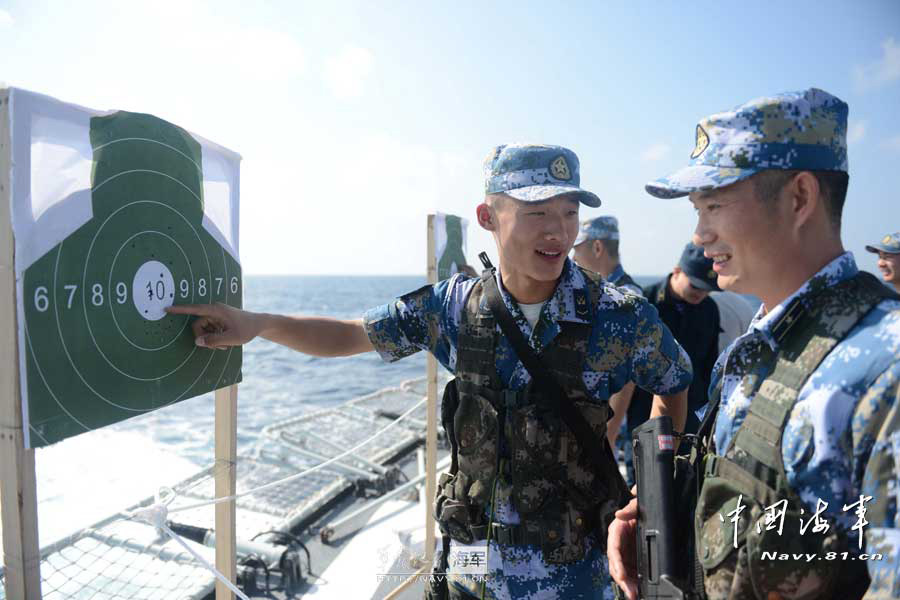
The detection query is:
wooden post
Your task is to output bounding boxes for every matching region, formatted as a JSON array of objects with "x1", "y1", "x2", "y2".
[
  {"x1": 214, "y1": 384, "x2": 238, "y2": 600},
  {"x1": 424, "y1": 215, "x2": 438, "y2": 563},
  {"x1": 0, "y1": 88, "x2": 43, "y2": 599}
]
